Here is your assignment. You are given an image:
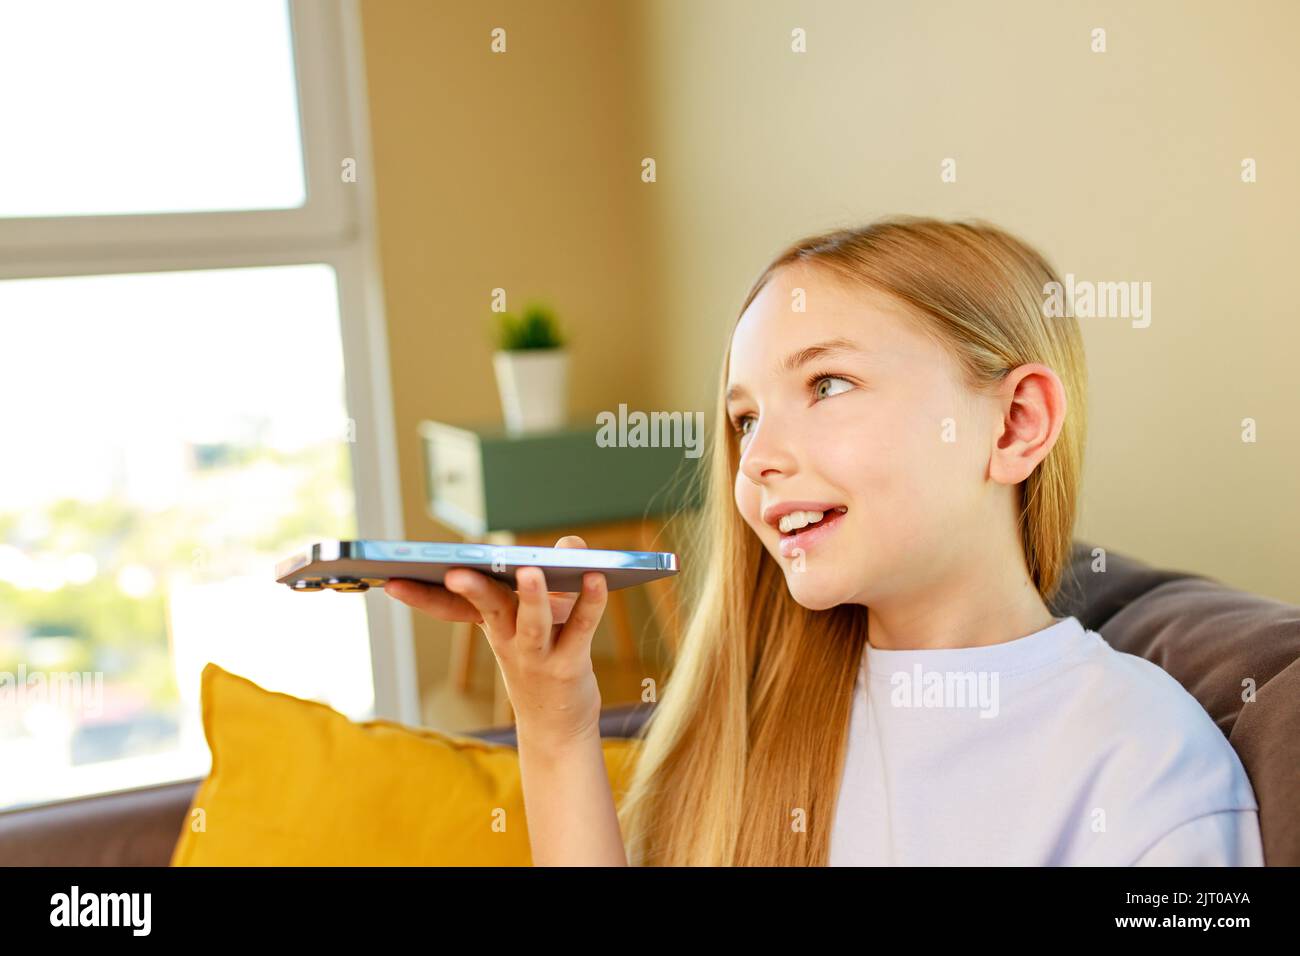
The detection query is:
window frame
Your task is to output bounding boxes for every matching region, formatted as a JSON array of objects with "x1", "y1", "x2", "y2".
[{"x1": 0, "y1": 0, "x2": 420, "y2": 729}]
